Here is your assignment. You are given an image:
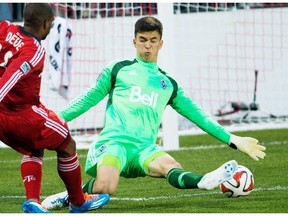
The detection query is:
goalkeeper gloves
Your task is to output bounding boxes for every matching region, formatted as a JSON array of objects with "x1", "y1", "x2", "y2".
[{"x1": 229, "y1": 134, "x2": 266, "y2": 161}]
